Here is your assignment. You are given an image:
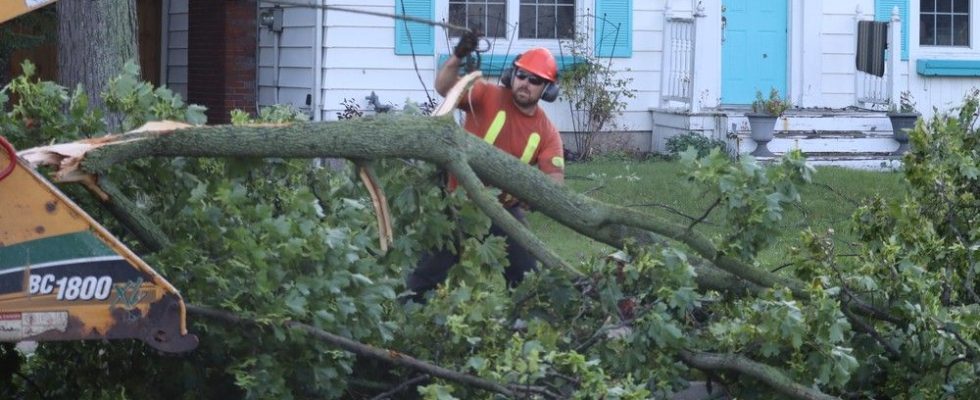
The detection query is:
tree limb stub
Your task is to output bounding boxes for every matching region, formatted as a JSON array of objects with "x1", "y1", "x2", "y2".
[
  {"x1": 355, "y1": 159, "x2": 394, "y2": 253},
  {"x1": 678, "y1": 350, "x2": 838, "y2": 400},
  {"x1": 186, "y1": 304, "x2": 560, "y2": 399}
]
